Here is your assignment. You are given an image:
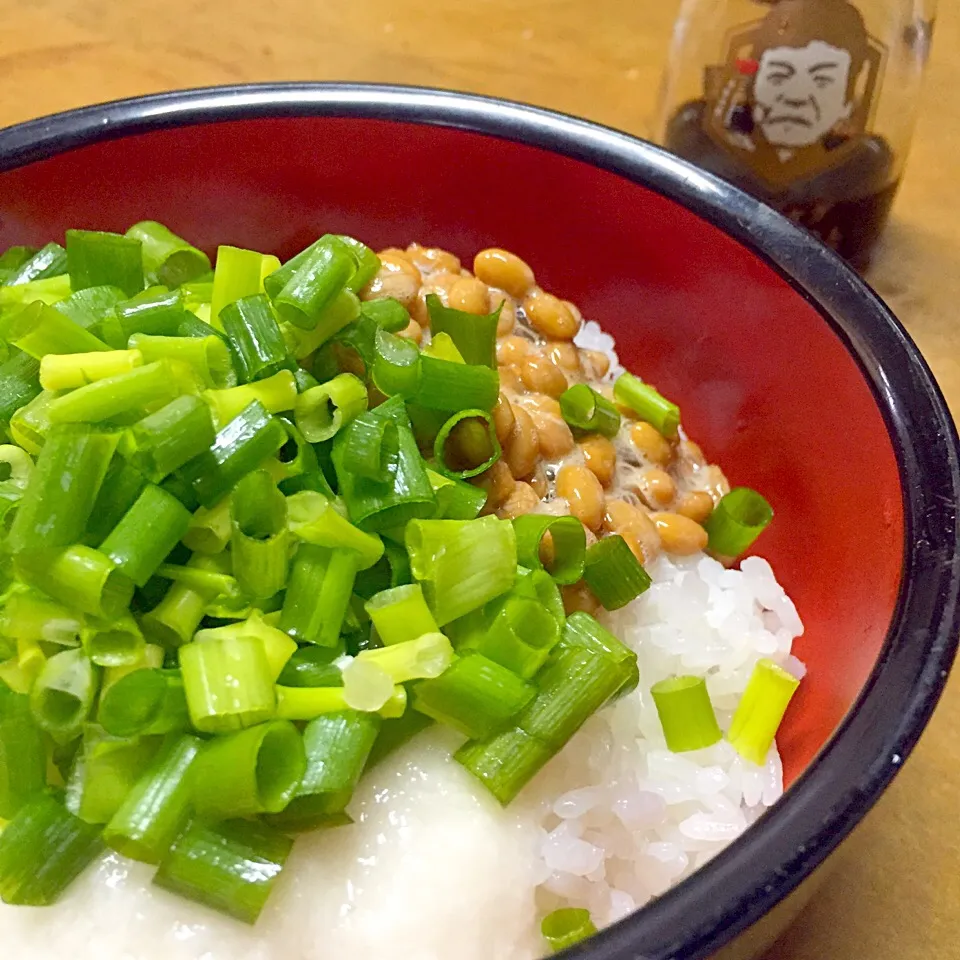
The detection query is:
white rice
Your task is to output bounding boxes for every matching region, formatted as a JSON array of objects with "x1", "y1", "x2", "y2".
[
  {"x1": 0, "y1": 550, "x2": 802, "y2": 959},
  {"x1": 516, "y1": 551, "x2": 804, "y2": 929}
]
